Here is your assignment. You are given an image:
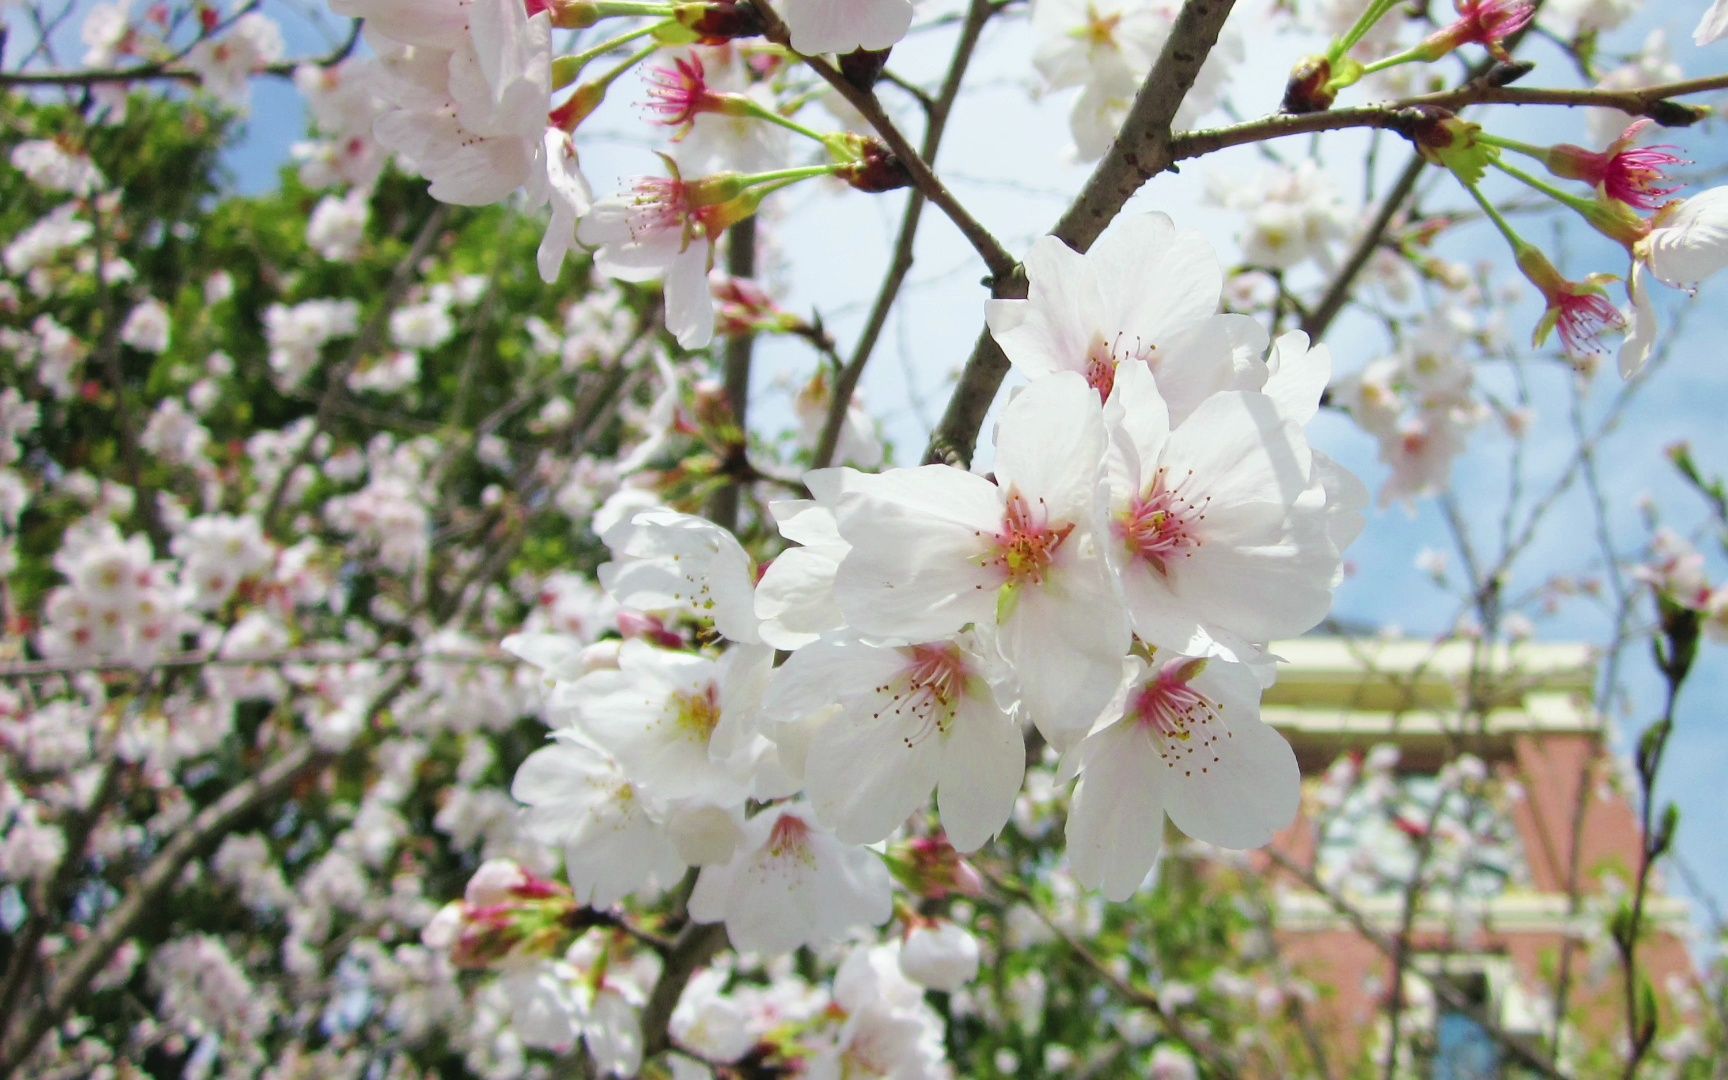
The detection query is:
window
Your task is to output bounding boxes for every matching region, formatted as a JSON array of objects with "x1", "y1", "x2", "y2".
[{"x1": 1431, "y1": 971, "x2": 1500, "y2": 1080}]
